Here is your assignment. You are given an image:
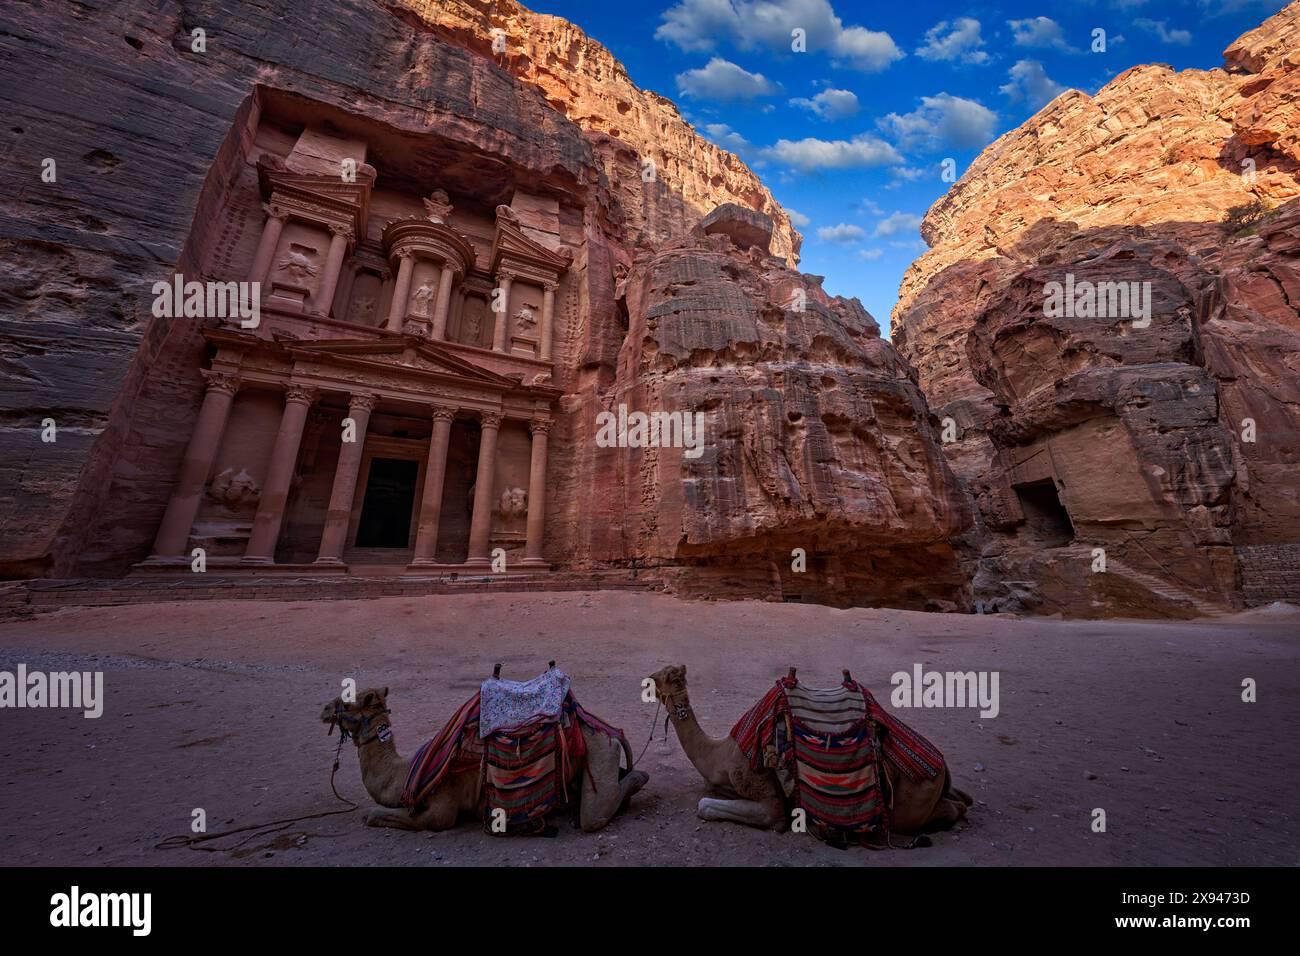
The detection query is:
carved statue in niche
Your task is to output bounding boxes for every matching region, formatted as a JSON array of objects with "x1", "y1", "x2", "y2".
[
  {"x1": 277, "y1": 244, "x2": 319, "y2": 281},
  {"x1": 423, "y1": 189, "x2": 454, "y2": 224},
  {"x1": 497, "y1": 486, "x2": 528, "y2": 520},
  {"x1": 352, "y1": 295, "x2": 376, "y2": 325},
  {"x1": 411, "y1": 280, "x2": 437, "y2": 317},
  {"x1": 462, "y1": 302, "x2": 482, "y2": 343},
  {"x1": 209, "y1": 467, "x2": 261, "y2": 507},
  {"x1": 514, "y1": 305, "x2": 538, "y2": 335}
]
